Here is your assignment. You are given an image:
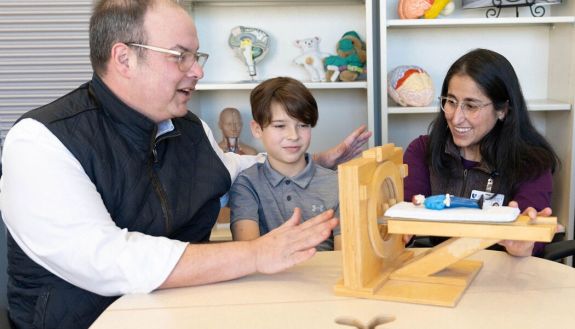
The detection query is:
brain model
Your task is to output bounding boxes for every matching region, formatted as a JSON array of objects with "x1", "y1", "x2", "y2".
[
  {"x1": 388, "y1": 65, "x2": 434, "y2": 107},
  {"x1": 398, "y1": 0, "x2": 432, "y2": 19}
]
